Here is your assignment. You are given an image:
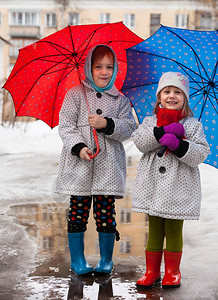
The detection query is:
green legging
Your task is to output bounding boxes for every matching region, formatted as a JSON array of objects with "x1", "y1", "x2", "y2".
[{"x1": 146, "y1": 215, "x2": 184, "y2": 252}]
